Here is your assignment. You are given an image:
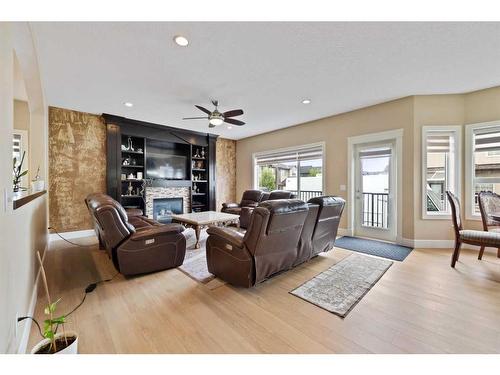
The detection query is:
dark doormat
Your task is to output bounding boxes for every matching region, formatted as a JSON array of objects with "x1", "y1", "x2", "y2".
[{"x1": 334, "y1": 236, "x2": 412, "y2": 261}]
